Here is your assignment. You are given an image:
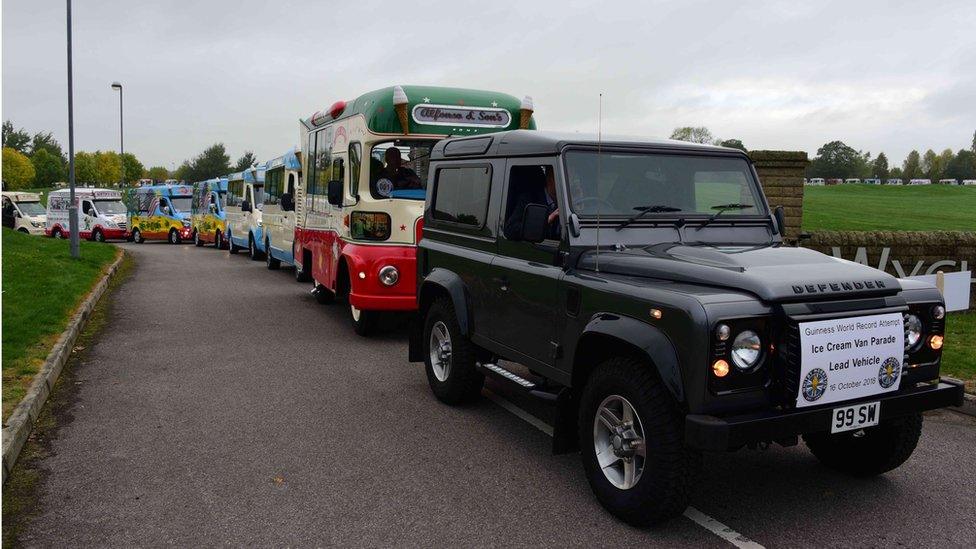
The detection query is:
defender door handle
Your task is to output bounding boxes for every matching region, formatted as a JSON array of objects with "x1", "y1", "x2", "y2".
[{"x1": 493, "y1": 277, "x2": 509, "y2": 291}]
